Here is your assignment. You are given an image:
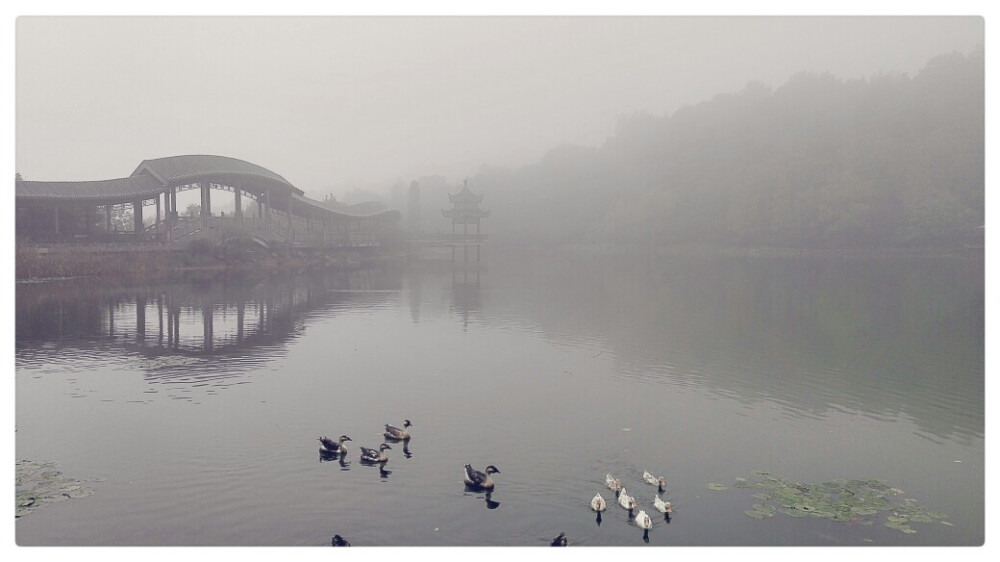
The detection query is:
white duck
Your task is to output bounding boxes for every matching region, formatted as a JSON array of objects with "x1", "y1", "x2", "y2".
[
  {"x1": 654, "y1": 494, "x2": 673, "y2": 514},
  {"x1": 605, "y1": 473, "x2": 622, "y2": 493},
  {"x1": 618, "y1": 488, "x2": 637, "y2": 512},
  {"x1": 635, "y1": 509, "x2": 653, "y2": 530},
  {"x1": 644, "y1": 471, "x2": 667, "y2": 492},
  {"x1": 591, "y1": 493, "x2": 607, "y2": 512}
]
